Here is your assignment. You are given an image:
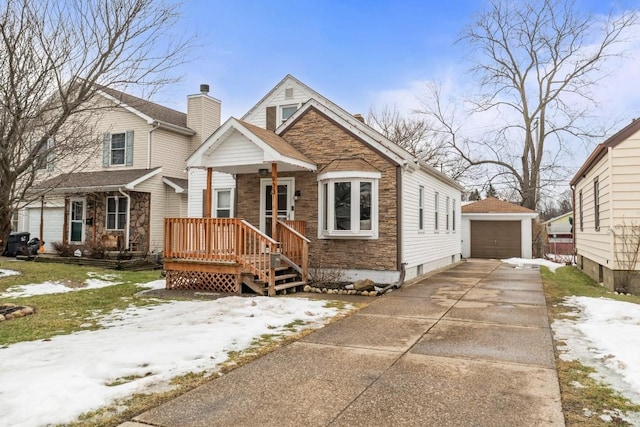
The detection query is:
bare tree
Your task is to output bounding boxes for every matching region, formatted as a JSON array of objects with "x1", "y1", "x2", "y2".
[
  {"x1": 612, "y1": 221, "x2": 640, "y2": 293},
  {"x1": 0, "y1": 0, "x2": 191, "y2": 253},
  {"x1": 419, "y1": 0, "x2": 637, "y2": 210},
  {"x1": 367, "y1": 105, "x2": 470, "y2": 180}
]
